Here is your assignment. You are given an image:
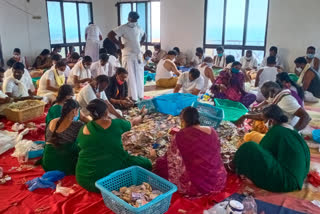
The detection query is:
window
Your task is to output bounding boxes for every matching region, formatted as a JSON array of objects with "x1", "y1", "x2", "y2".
[
  {"x1": 204, "y1": 0, "x2": 269, "y2": 63},
  {"x1": 117, "y1": 1, "x2": 161, "y2": 50},
  {"x1": 46, "y1": 1, "x2": 93, "y2": 57}
]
